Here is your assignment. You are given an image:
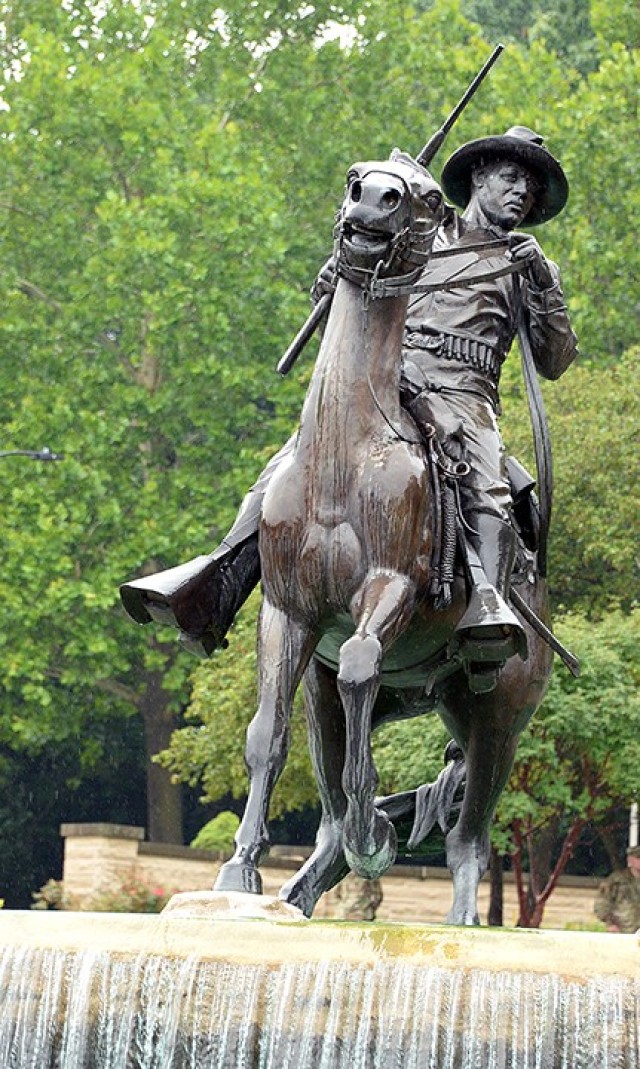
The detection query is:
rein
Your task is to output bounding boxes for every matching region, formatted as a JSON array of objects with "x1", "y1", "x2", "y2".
[
  {"x1": 343, "y1": 237, "x2": 527, "y2": 446},
  {"x1": 370, "y1": 248, "x2": 526, "y2": 299},
  {"x1": 336, "y1": 223, "x2": 439, "y2": 301},
  {"x1": 336, "y1": 236, "x2": 525, "y2": 302}
]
